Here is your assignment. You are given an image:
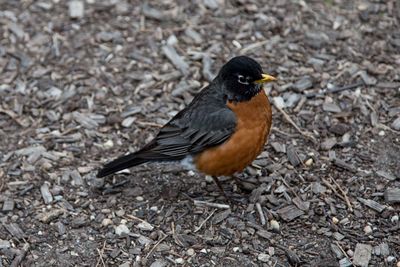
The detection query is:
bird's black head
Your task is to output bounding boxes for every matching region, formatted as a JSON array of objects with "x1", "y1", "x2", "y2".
[{"x1": 216, "y1": 56, "x2": 276, "y2": 102}]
